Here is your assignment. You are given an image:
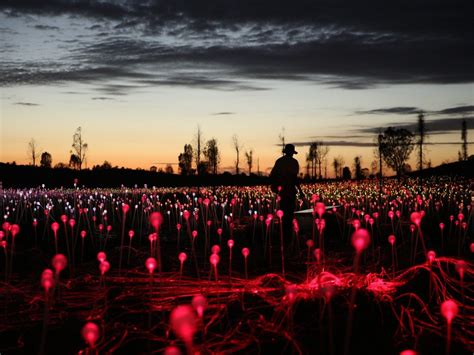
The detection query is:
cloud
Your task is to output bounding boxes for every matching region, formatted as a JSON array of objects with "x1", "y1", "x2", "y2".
[
  {"x1": 1, "y1": 0, "x2": 473, "y2": 90},
  {"x1": 432, "y1": 105, "x2": 474, "y2": 115},
  {"x1": 14, "y1": 101, "x2": 39, "y2": 106},
  {"x1": 356, "y1": 107, "x2": 421, "y2": 115},
  {"x1": 91, "y1": 97, "x2": 114, "y2": 100},
  {"x1": 33, "y1": 24, "x2": 59, "y2": 30},
  {"x1": 356, "y1": 117, "x2": 473, "y2": 134},
  {"x1": 293, "y1": 140, "x2": 376, "y2": 148},
  {"x1": 211, "y1": 112, "x2": 235, "y2": 115}
]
